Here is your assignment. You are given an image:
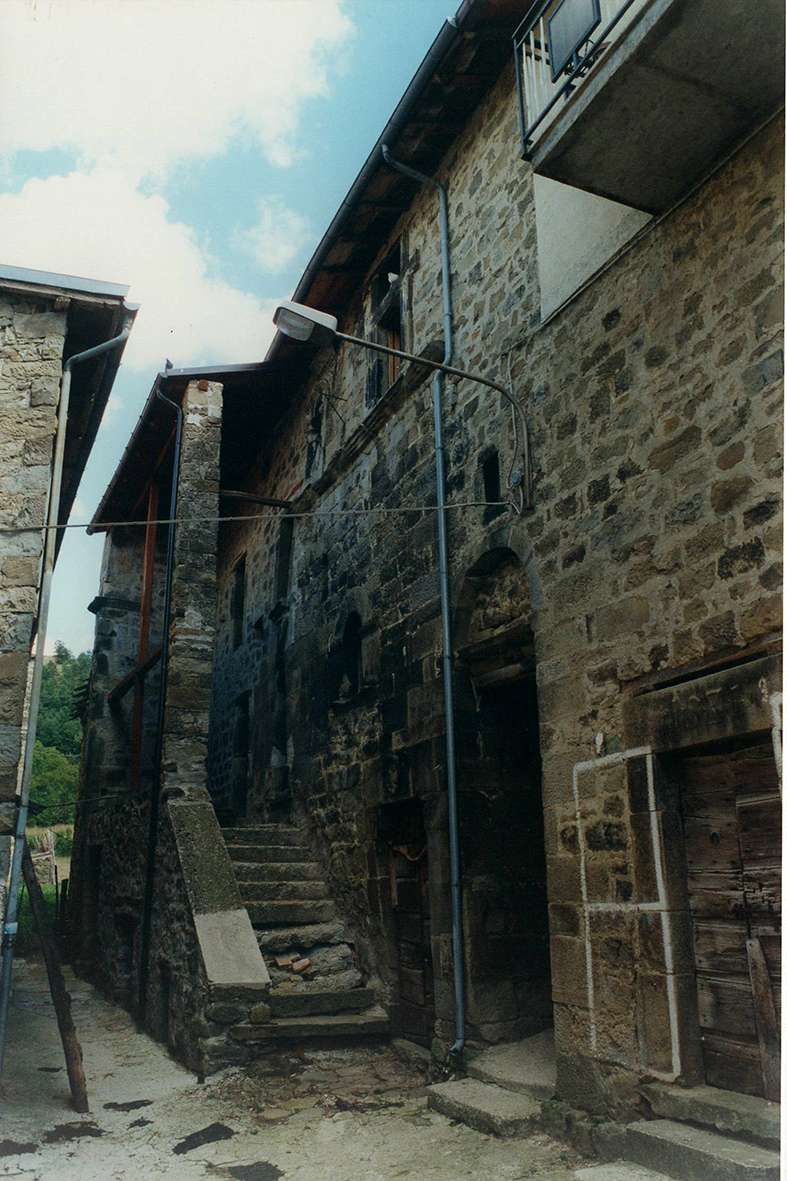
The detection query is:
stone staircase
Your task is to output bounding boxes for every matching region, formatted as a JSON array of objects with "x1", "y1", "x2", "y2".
[
  {"x1": 223, "y1": 824, "x2": 388, "y2": 1046},
  {"x1": 594, "y1": 1081, "x2": 781, "y2": 1181},
  {"x1": 427, "y1": 1033, "x2": 779, "y2": 1181},
  {"x1": 427, "y1": 1029, "x2": 555, "y2": 1137}
]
